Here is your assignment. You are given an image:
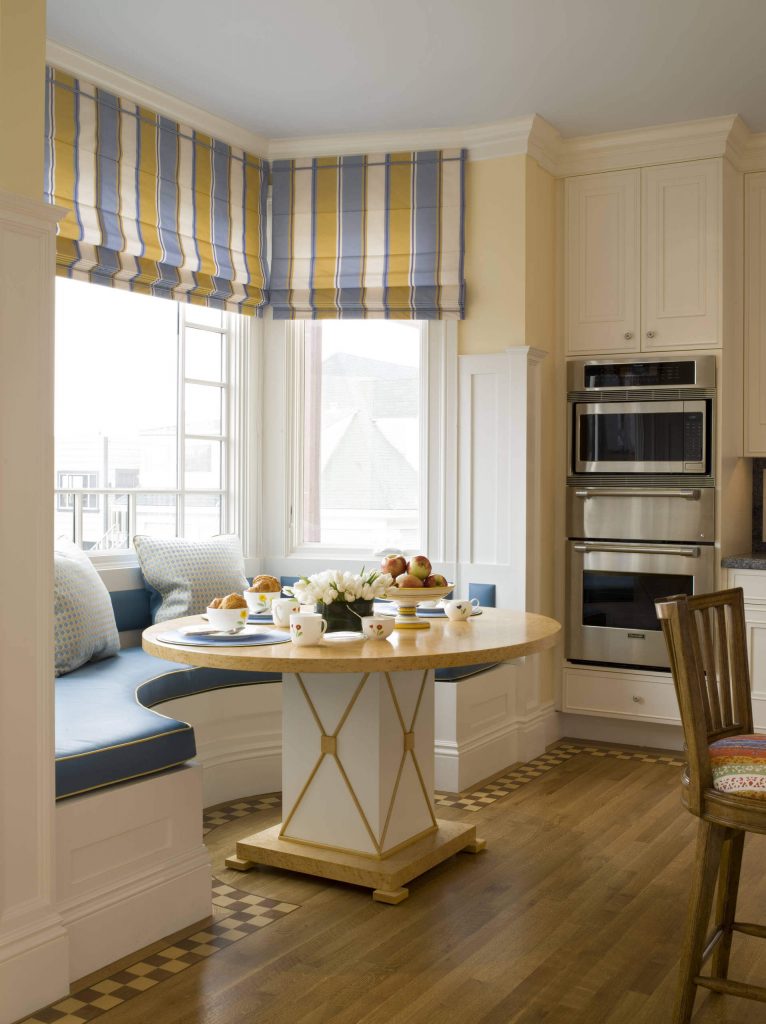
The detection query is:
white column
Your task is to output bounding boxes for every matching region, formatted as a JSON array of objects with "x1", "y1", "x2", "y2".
[
  {"x1": 437, "y1": 346, "x2": 555, "y2": 793},
  {"x1": 0, "y1": 190, "x2": 69, "y2": 1022}
]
